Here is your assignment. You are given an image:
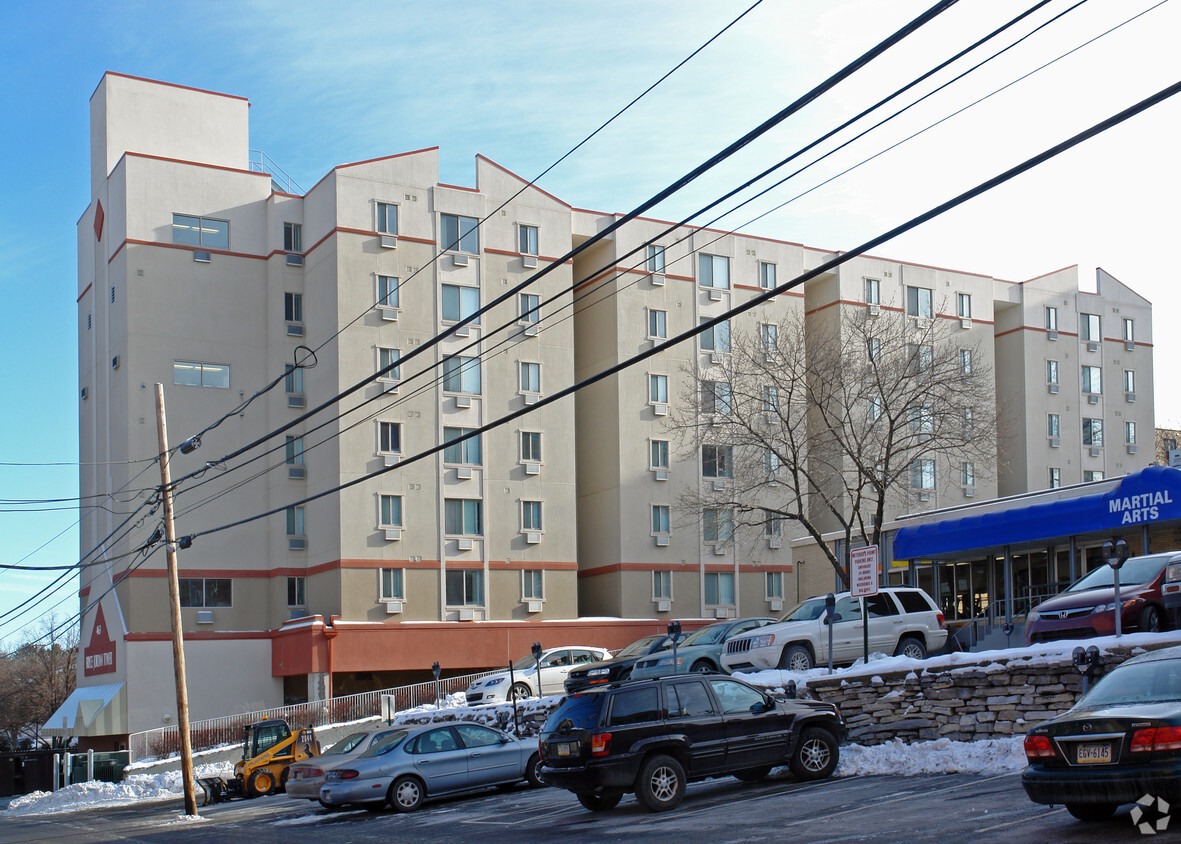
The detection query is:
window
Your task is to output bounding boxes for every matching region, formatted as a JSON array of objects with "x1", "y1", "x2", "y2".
[
  {"x1": 287, "y1": 576, "x2": 305, "y2": 608},
  {"x1": 1167, "y1": 438, "x2": 1179, "y2": 452},
  {"x1": 702, "y1": 381, "x2": 732, "y2": 415},
  {"x1": 763, "y1": 509, "x2": 782, "y2": 537},
  {"x1": 864, "y1": 278, "x2": 880, "y2": 305},
  {"x1": 908, "y1": 405, "x2": 934, "y2": 436},
  {"x1": 764, "y1": 450, "x2": 780, "y2": 474},
  {"x1": 962, "y1": 407, "x2": 973, "y2": 432},
  {"x1": 1049, "y1": 468, "x2": 1061, "y2": 489},
  {"x1": 650, "y1": 440, "x2": 670, "y2": 469},
  {"x1": 906, "y1": 286, "x2": 932, "y2": 318},
  {"x1": 698, "y1": 254, "x2": 730, "y2": 289},
  {"x1": 519, "y1": 293, "x2": 539, "y2": 324},
  {"x1": 1084, "y1": 470, "x2": 1105, "y2": 482},
  {"x1": 703, "y1": 508, "x2": 733, "y2": 543},
  {"x1": 959, "y1": 349, "x2": 972, "y2": 374},
  {"x1": 1125, "y1": 370, "x2": 1136, "y2": 393},
  {"x1": 179, "y1": 578, "x2": 232, "y2": 608},
  {"x1": 443, "y1": 427, "x2": 482, "y2": 465},
  {"x1": 1045, "y1": 306, "x2": 1058, "y2": 331},
  {"x1": 649, "y1": 374, "x2": 668, "y2": 404},
  {"x1": 174, "y1": 361, "x2": 230, "y2": 388},
  {"x1": 522, "y1": 500, "x2": 543, "y2": 531},
  {"x1": 867, "y1": 337, "x2": 881, "y2": 362},
  {"x1": 766, "y1": 572, "x2": 783, "y2": 599},
  {"x1": 648, "y1": 309, "x2": 667, "y2": 339},
  {"x1": 653, "y1": 571, "x2": 671, "y2": 599},
  {"x1": 285, "y1": 366, "x2": 303, "y2": 395},
  {"x1": 762, "y1": 386, "x2": 779, "y2": 412},
  {"x1": 521, "y1": 431, "x2": 542, "y2": 462},
  {"x1": 445, "y1": 570, "x2": 484, "y2": 606},
  {"x1": 379, "y1": 421, "x2": 402, "y2": 454},
  {"x1": 1123, "y1": 318, "x2": 1134, "y2": 342},
  {"x1": 705, "y1": 572, "x2": 735, "y2": 605},
  {"x1": 760, "y1": 323, "x2": 777, "y2": 354},
  {"x1": 1047, "y1": 413, "x2": 1060, "y2": 438},
  {"x1": 172, "y1": 214, "x2": 229, "y2": 249},
  {"x1": 518, "y1": 224, "x2": 538, "y2": 255},
  {"x1": 284, "y1": 222, "x2": 302, "y2": 252},
  {"x1": 906, "y1": 344, "x2": 933, "y2": 375},
  {"x1": 956, "y1": 293, "x2": 971, "y2": 319},
  {"x1": 441, "y1": 213, "x2": 478, "y2": 253},
  {"x1": 652, "y1": 505, "x2": 670, "y2": 534},
  {"x1": 380, "y1": 494, "x2": 403, "y2": 528},
  {"x1": 286, "y1": 506, "x2": 305, "y2": 537},
  {"x1": 961, "y1": 462, "x2": 975, "y2": 487},
  {"x1": 381, "y1": 568, "x2": 404, "y2": 600},
  {"x1": 699, "y1": 319, "x2": 731, "y2": 352},
  {"x1": 647, "y1": 245, "x2": 665, "y2": 274},
  {"x1": 609, "y1": 687, "x2": 661, "y2": 727},
  {"x1": 1081, "y1": 366, "x2": 1102, "y2": 394},
  {"x1": 519, "y1": 361, "x2": 541, "y2": 394},
  {"x1": 1126, "y1": 421, "x2": 1137, "y2": 444},
  {"x1": 376, "y1": 202, "x2": 398, "y2": 235},
  {"x1": 1083, "y1": 418, "x2": 1104, "y2": 447},
  {"x1": 867, "y1": 396, "x2": 882, "y2": 423},
  {"x1": 442, "y1": 284, "x2": 480, "y2": 322},
  {"x1": 378, "y1": 347, "x2": 401, "y2": 380},
  {"x1": 444, "y1": 498, "x2": 483, "y2": 535},
  {"x1": 1081, "y1": 313, "x2": 1101, "y2": 342},
  {"x1": 442, "y1": 356, "x2": 481, "y2": 393},
  {"x1": 523, "y1": 570, "x2": 543, "y2": 600},
  {"x1": 910, "y1": 459, "x2": 935, "y2": 490},
  {"x1": 702, "y1": 445, "x2": 733, "y2": 478},
  {"x1": 668, "y1": 681, "x2": 714, "y2": 719},
  {"x1": 377, "y1": 275, "x2": 400, "y2": 308},
  {"x1": 285, "y1": 436, "x2": 304, "y2": 465},
  {"x1": 285, "y1": 292, "x2": 303, "y2": 323},
  {"x1": 1046, "y1": 360, "x2": 1059, "y2": 385},
  {"x1": 759, "y1": 262, "x2": 776, "y2": 290}
]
